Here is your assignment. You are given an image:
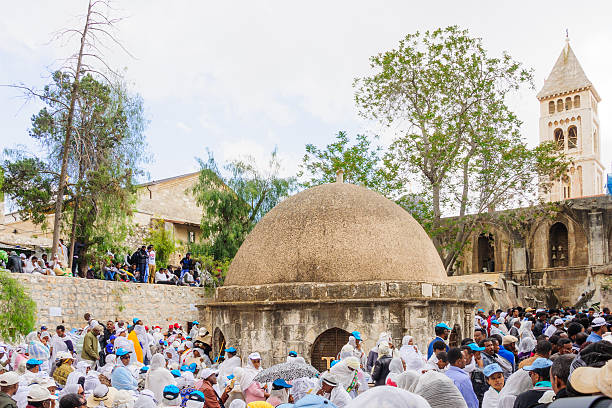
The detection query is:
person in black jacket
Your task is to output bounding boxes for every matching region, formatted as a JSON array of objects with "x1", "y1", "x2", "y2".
[
  {"x1": 371, "y1": 342, "x2": 393, "y2": 386},
  {"x1": 6, "y1": 252, "x2": 23, "y2": 273},
  {"x1": 131, "y1": 246, "x2": 148, "y2": 283}
]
